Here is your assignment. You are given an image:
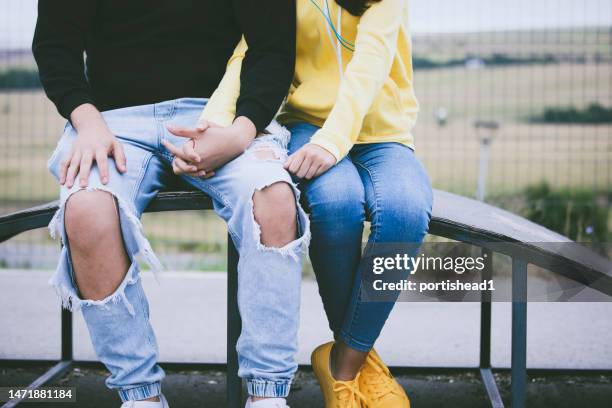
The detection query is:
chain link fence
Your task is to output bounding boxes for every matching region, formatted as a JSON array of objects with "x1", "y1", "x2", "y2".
[{"x1": 1, "y1": 0, "x2": 610, "y2": 269}]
